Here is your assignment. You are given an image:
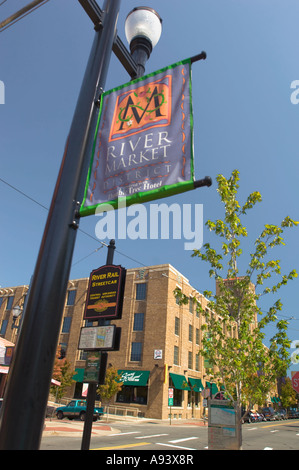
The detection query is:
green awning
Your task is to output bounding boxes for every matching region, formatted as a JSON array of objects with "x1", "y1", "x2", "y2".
[
  {"x1": 118, "y1": 370, "x2": 150, "y2": 386},
  {"x1": 170, "y1": 372, "x2": 190, "y2": 390},
  {"x1": 205, "y1": 381, "x2": 218, "y2": 396},
  {"x1": 73, "y1": 368, "x2": 85, "y2": 382},
  {"x1": 271, "y1": 397, "x2": 280, "y2": 403},
  {"x1": 189, "y1": 378, "x2": 204, "y2": 392}
]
